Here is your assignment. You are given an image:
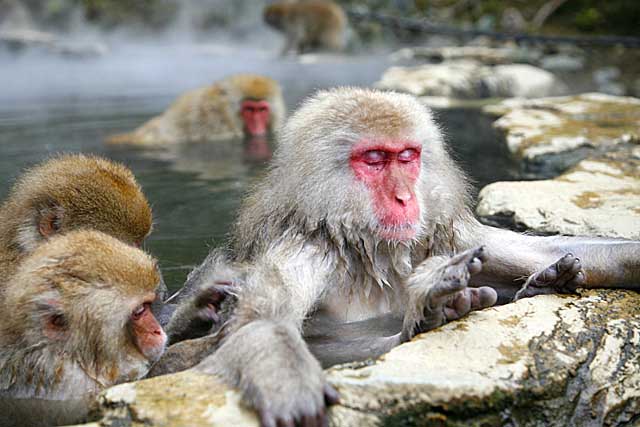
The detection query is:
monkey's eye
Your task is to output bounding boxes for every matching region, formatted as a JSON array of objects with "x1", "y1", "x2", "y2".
[
  {"x1": 131, "y1": 303, "x2": 148, "y2": 320},
  {"x1": 362, "y1": 150, "x2": 387, "y2": 165},
  {"x1": 398, "y1": 148, "x2": 419, "y2": 162}
]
